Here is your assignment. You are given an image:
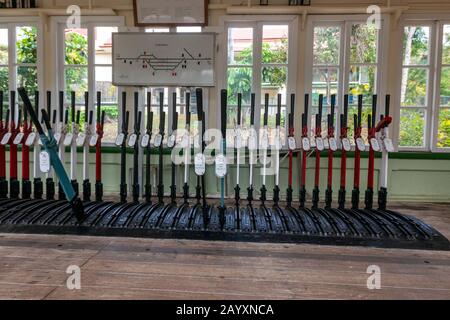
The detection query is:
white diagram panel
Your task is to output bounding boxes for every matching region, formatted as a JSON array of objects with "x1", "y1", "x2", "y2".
[{"x1": 112, "y1": 32, "x2": 215, "y2": 87}]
